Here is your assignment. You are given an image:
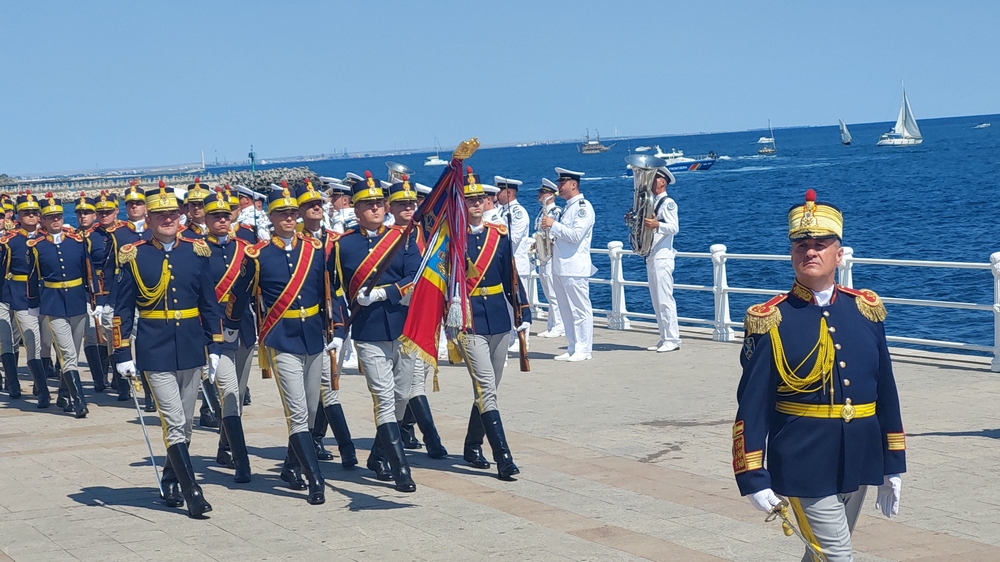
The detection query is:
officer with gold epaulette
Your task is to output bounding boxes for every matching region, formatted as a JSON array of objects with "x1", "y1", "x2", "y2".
[
  {"x1": 734, "y1": 190, "x2": 905, "y2": 561},
  {"x1": 121, "y1": 181, "x2": 148, "y2": 236},
  {"x1": 456, "y1": 170, "x2": 530, "y2": 480},
  {"x1": 224, "y1": 185, "x2": 330, "y2": 505},
  {"x1": 113, "y1": 184, "x2": 223, "y2": 519},
  {"x1": 27, "y1": 194, "x2": 93, "y2": 418},
  {"x1": 182, "y1": 178, "x2": 210, "y2": 238},
  {"x1": 331, "y1": 171, "x2": 420, "y2": 492}
]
